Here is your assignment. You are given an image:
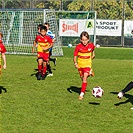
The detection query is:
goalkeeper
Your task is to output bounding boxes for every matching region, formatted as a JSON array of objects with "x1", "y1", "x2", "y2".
[{"x1": 44, "y1": 22, "x2": 57, "y2": 77}]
